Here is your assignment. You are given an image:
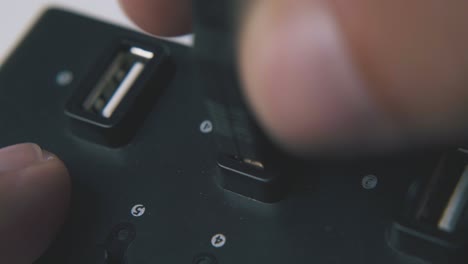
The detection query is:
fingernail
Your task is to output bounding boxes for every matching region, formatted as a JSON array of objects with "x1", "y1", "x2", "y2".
[
  {"x1": 41, "y1": 150, "x2": 56, "y2": 161},
  {"x1": 0, "y1": 143, "x2": 54, "y2": 172}
]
